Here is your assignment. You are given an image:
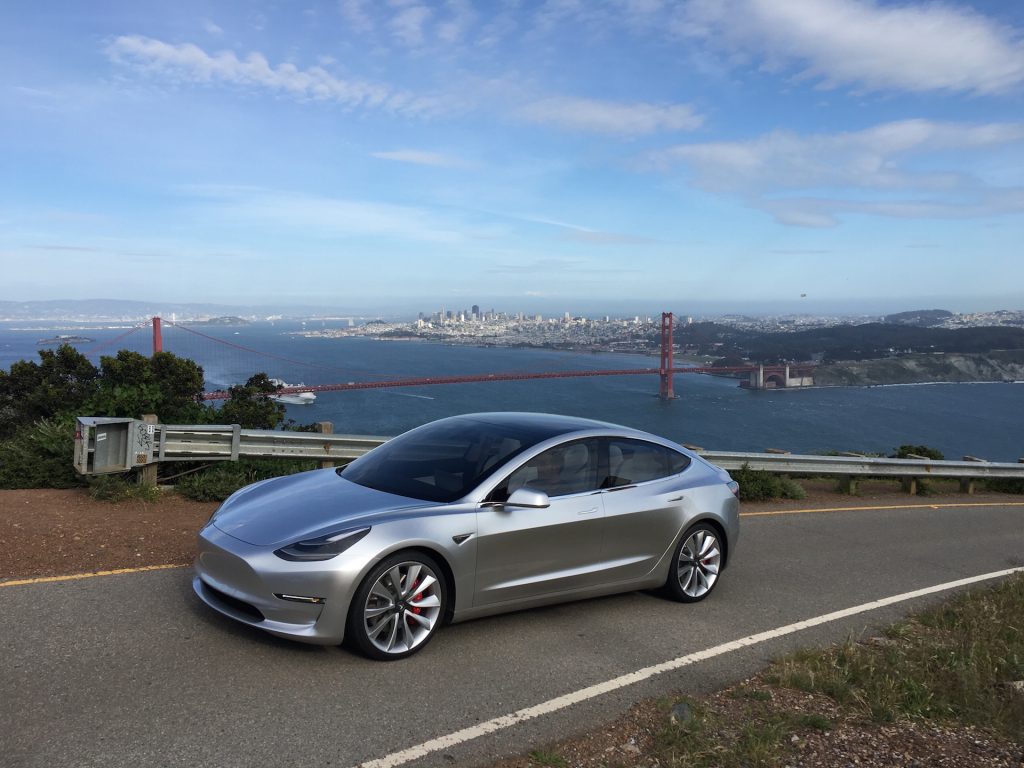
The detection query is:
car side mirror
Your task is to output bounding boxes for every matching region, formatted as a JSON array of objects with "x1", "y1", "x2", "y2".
[{"x1": 506, "y1": 487, "x2": 550, "y2": 508}]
